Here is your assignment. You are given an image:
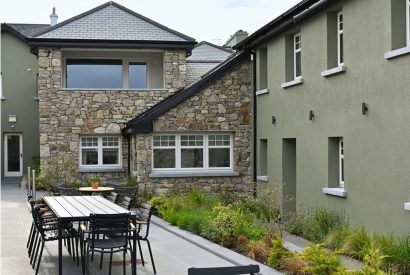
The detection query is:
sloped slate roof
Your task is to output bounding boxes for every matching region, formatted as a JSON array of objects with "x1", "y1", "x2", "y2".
[
  {"x1": 187, "y1": 41, "x2": 232, "y2": 62},
  {"x1": 33, "y1": 1, "x2": 195, "y2": 42},
  {"x1": 6, "y1": 23, "x2": 50, "y2": 37},
  {"x1": 186, "y1": 41, "x2": 233, "y2": 84},
  {"x1": 123, "y1": 50, "x2": 249, "y2": 134}
]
